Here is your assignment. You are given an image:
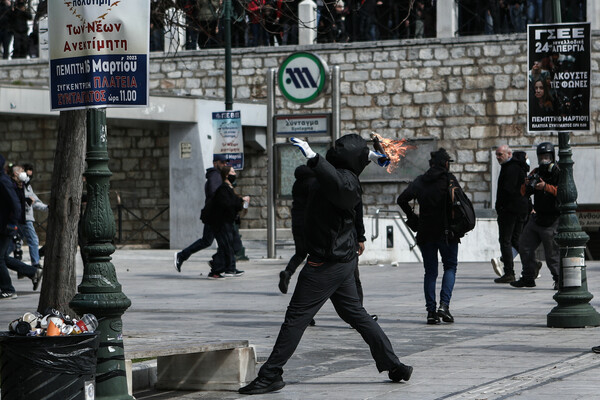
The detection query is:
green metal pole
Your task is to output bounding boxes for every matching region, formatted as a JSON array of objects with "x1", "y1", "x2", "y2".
[
  {"x1": 546, "y1": 0, "x2": 600, "y2": 328},
  {"x1": 70, "y1": 108, "x2": 133, "y2": 399},
  {"x1": 225, "y1": 0, "x2": 232, "y2": 111}
]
